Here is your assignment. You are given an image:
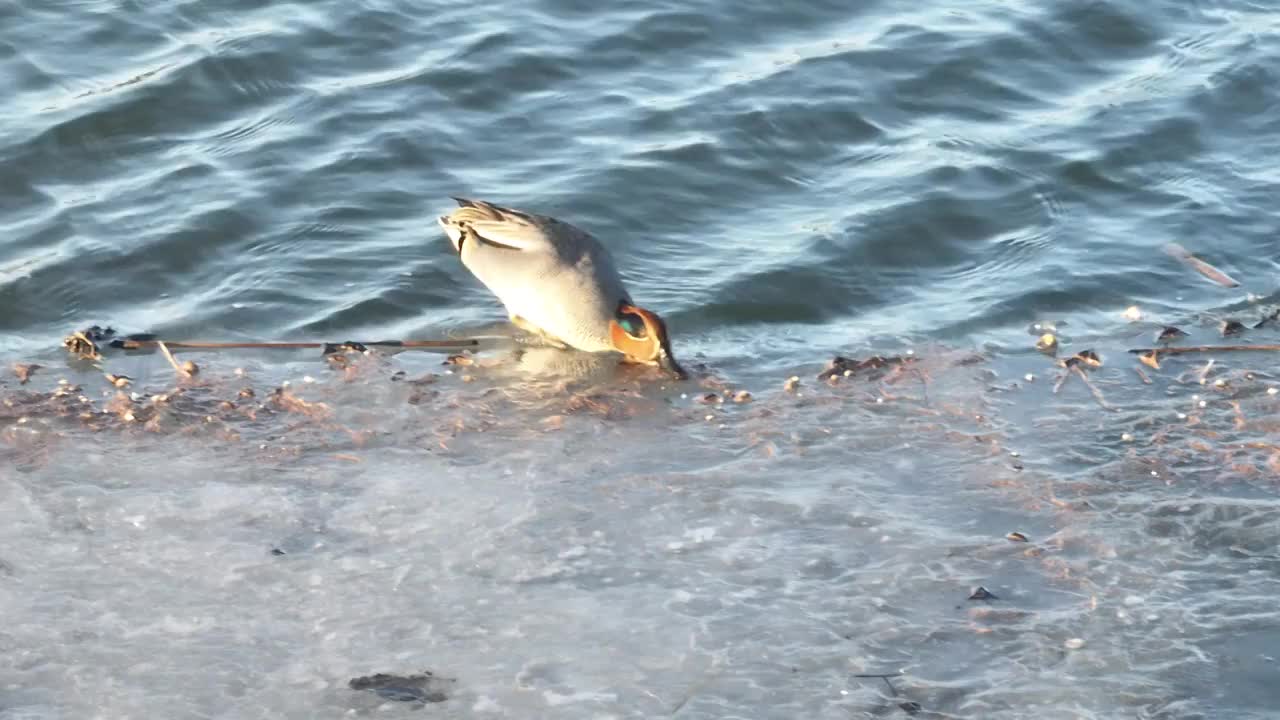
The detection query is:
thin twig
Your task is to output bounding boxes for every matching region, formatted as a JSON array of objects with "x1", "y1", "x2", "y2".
[
  {"x1": 668, "y1": 669, "x2": 719, "y2": 717},
  {"x1": 1128, "y1": 344, "x2": 1280, "y2": 355},
  {"x1": 1071, "y1": 365, "x2": 1113, "y2": 411},
  {"x1": 913, "y1": 368, "x2": 931, "y2": 408},
  {"x1": 852, "y1": 673, "x2": 902, "y2": 696},
  {"x1": 114, "y1": 338, "x2": 479, "y2": 351},
  {"x1": 1197, "y1": 359, "x2": 1215, "y2": 385},
  {"x1": 1053, "y1": 370, "x2": 1071, "y2": 394},
  {"x1": 155, "y1": 340, "x2": 190, "y2": 377}
]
